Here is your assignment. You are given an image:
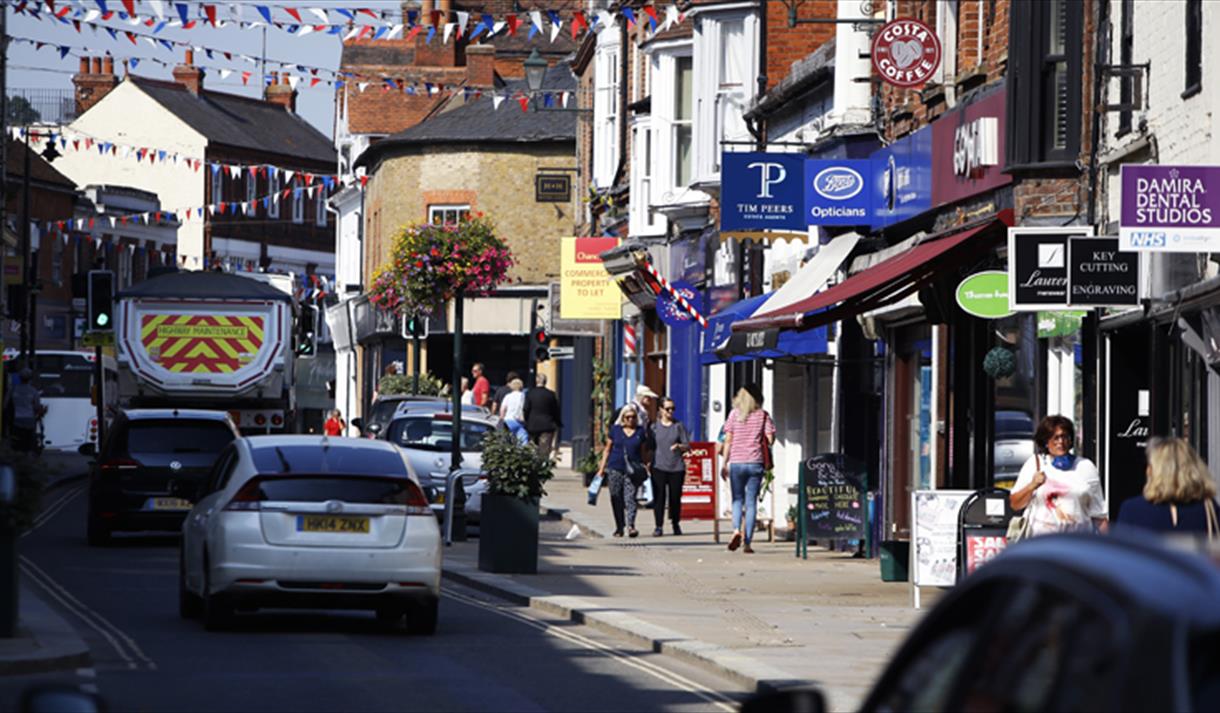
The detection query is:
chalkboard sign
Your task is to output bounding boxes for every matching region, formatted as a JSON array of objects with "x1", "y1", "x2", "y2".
[{"x1": 801, "y1": 454, "x2": 867, "y2": 540}]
